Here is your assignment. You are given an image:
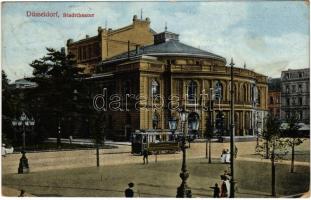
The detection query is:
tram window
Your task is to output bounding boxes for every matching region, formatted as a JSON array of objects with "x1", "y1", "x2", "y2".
[
  {"x1": 143, "y1": 136, "x2": 147, "y2": 143},
  {"x1": 156, "y1": 135, "x2": 160, "y2": 140}
]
